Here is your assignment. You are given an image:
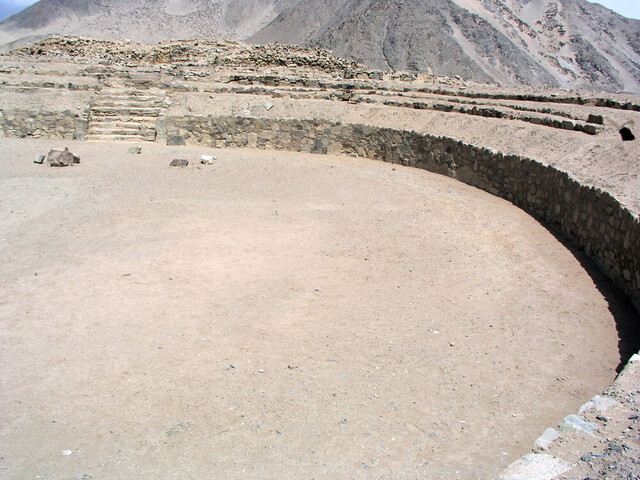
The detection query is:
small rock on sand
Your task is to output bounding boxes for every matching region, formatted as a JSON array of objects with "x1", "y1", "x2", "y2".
[{"x1": 47, "y1": 148, "x2": 80, "y2": 167}]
